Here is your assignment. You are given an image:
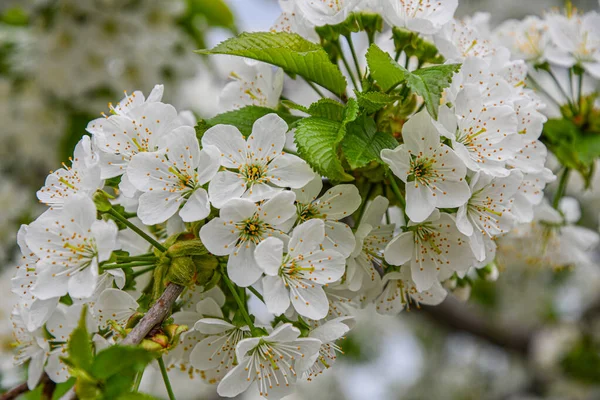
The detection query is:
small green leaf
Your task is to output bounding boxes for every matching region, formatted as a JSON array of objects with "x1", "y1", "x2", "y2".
[
  {"x1": 294, "y1": 117, "x2": 354, "y2": 182},
  {"x1": 392, "y1": 27, "x2": 443, "y2": 64},
  {"x1": 281, "y1": 100, "x2": 311, "y2": 114},
  {"x1": 366, "y1": 44, "x2": 409, "y2": 92},
  {"x1": 91, "y1": 346, "x2": 155, "y2": 380},
  {"x1": 575, "y1": 134, "x2": 600, "y2": 164},
  {"x1": 308, "y1": 98, "x2": 345, "y2": 121},
  {"x1": 197, "y1": 32, "x2": 347, "y2": 96},
  {"x1": 316, "y1": 12, "x2": 383, "y2": 42},
  {"x1": 342, "y1": 98, "x2": 360, "y2": 124},
  {"x1": 187, "y1": 0, "x2": 235, "y2": 31},
  {"x1": 196, "y1": 106, "x2": 301, "y2": 138},
  {"x1": 355, "y1": 91, "x2": 401, "y2": 113},
  {"x1": 342, "y1": 115, "x2": 398, "y2": 169},
  {"x1": 406, "y1": 64, "x2": 461, "y2": 119},
  {"x1": 66, "y1": 307, "x2": 94, "y2": 373}
]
